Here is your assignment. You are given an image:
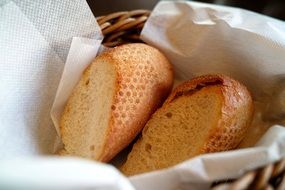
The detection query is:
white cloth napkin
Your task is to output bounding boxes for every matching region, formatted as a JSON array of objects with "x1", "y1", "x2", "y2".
[
  {"x1": 0, "y1": 0, "x2": 102, "y2": 158},
  {"x1": 0, "y1": 157, "x2": 135, "y2": 190},
  {"x1": 141, "y1": 1, "x2": 285, "y2": 99}
]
